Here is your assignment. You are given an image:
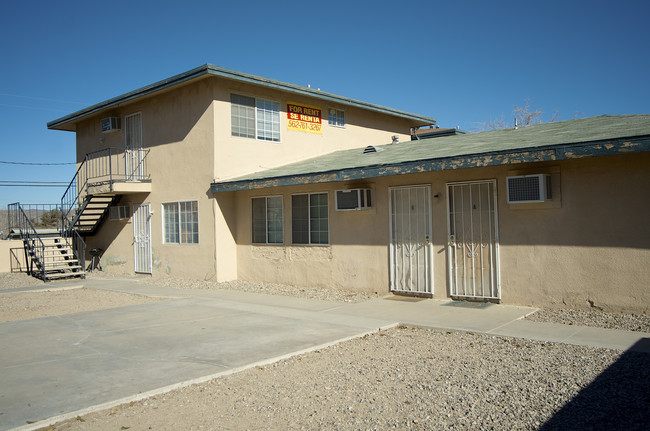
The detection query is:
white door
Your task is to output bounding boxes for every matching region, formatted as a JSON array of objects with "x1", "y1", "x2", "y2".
[
  {"x1": 389, "y1": 185, "x2": 433, "y2": 294},
  {"x1": 124, "y1": 112, "x2": 144, "y2": 181},
  {"x1": 133, "y1": 203, "x2": 152, "y2": 274},
  {"x1": 447, "y1": 180, "x2": 500, "y2": 300}
]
